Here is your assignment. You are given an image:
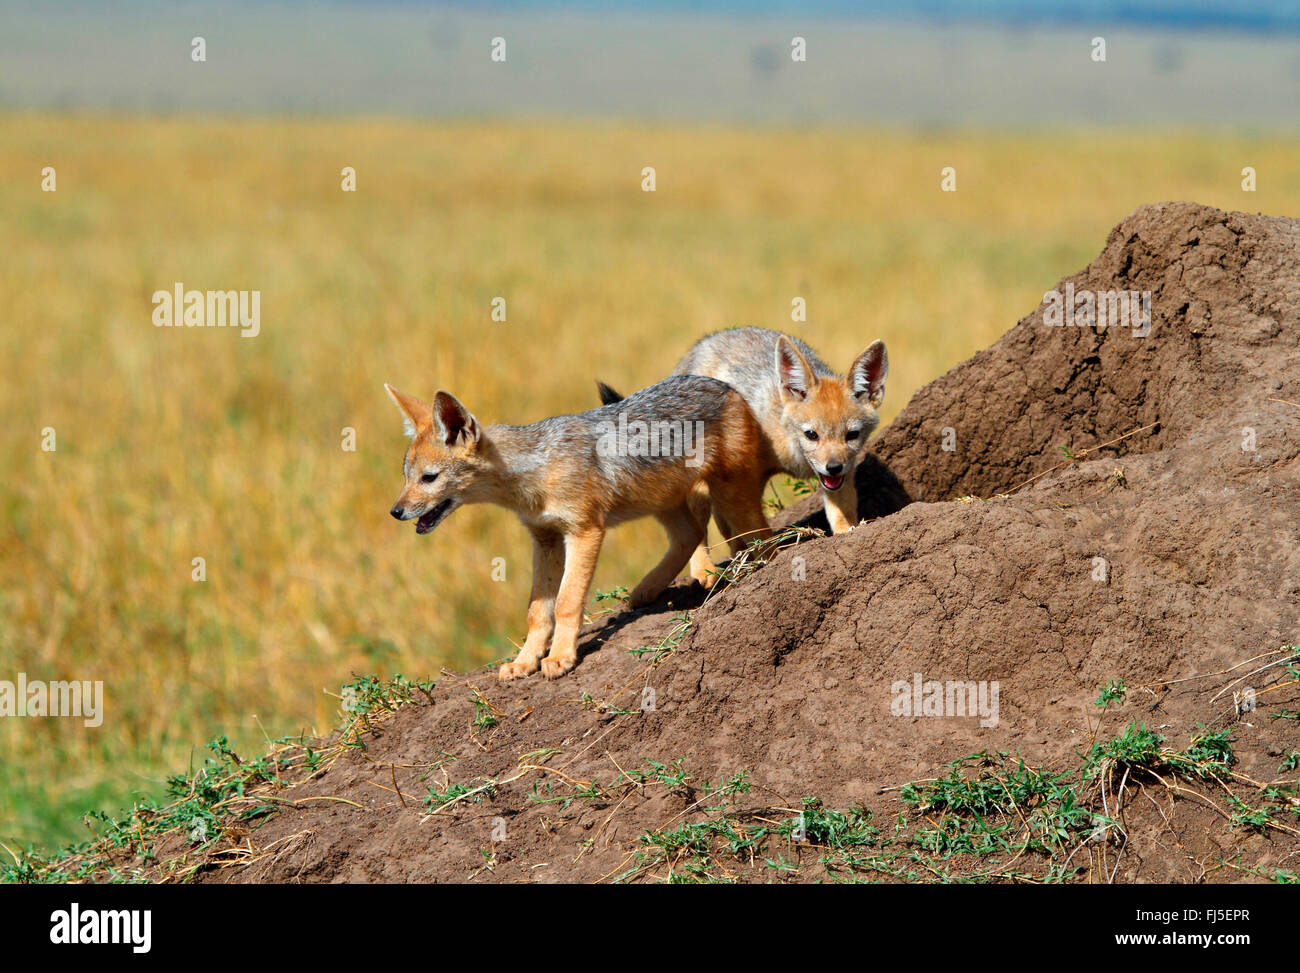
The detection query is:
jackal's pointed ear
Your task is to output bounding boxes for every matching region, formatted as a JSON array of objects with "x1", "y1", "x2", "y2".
[
  {"x1": 433, "y1": 390, "x2": 480, "y2": 448},
  {"x1": 775, "y1": 336, "x2": 816, "y2": 402},
  {"x1": 849, "y1": 340, "x2": 888, "y2": 407},
  {"x1": 384, "y1": 384, "x2": 433, "y2": 438}
]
